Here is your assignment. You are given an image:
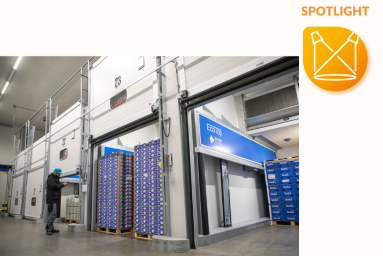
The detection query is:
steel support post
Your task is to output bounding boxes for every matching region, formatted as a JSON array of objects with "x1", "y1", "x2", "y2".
[
  {"x1": 157, "y1": 56, "x2": 171, "y2": 236},
  {"x1": 20, "y1": 121, "x2": 29, "y2": 216},
  {"x1": 79, "y1": 67, "x2": 85, "y2": 225},
  {"x1": 41, "y1": 101, "x2": 50, "y2": 219},
  {"x1": 5, "y1": 107, "x2": 16, "y2": 203}
]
